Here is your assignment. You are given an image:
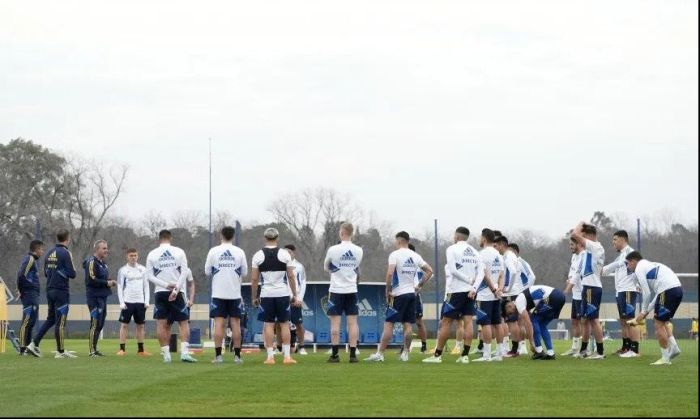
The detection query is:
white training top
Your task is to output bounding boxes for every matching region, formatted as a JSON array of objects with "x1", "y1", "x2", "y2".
[
  {"x1": 477, "y1": 246, "x2": 503, "y2": 302},
  {"x1": 579, "y1": 239, "x2": 604, "y2": 288},
  {"x1": 602, "y1": 245, "x2": 637, "y2": 293},
  {"x1": 518, "y1": 257, "x2": 536, "y2": 289},
  {"x1": 515, "y1": 285, "x2": 555, "y2": 314},
  {"x1": 146, "y1": 243, "x2": 189, "y2": 294},
  {"x1": 252, "y1": 247, "x2": 293, "y2": 298},
  {"x1": 568, "y1": 252, "x2": 583, "y2": 300},
  {"x1": 324, "y1": 241, "x2": 364, "y2": 294},
  {"x1": 204, "y1": 243, "x2": 248, "y2": 300},
  {"x1": 388, "y1": 248, "x2": 428, "y2": 297},
  {"x1": 502, "y1": 249, "x2": 520, "y2": 297},
  {"x1": 634, "y1": 260, "x2": 682, "y2": 314},
  {"x1": 117, "y1": 263, "x2": 150, "y2": 305},
  {"x1": 288, "y1": 259, "x2": 307, "y2": 300},
  {"x1": 445, "y1": 241, "x2": 484, "y2": 294},
  {"x1": 443, "y1": 264, "x2": 452, "y2": 299}
]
